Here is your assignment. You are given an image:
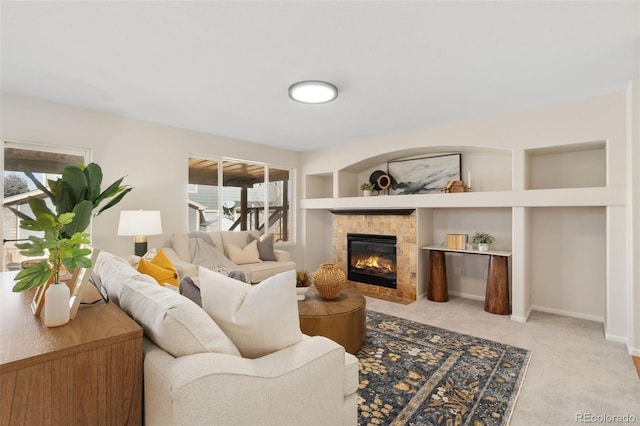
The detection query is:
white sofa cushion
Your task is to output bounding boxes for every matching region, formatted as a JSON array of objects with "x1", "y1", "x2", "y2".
[
  {"x1": 199, "y1": 268, "x2": 302, "y2": 358},
  {"x1": 242, "y1": 260, "x2": 297, "y2": 283},
  {"x1": 120, "y1": 278, "x2": 240, "y2": 358},
  {"x1": 92, "y1": 250, "x2": 155, "y2": 306}
]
